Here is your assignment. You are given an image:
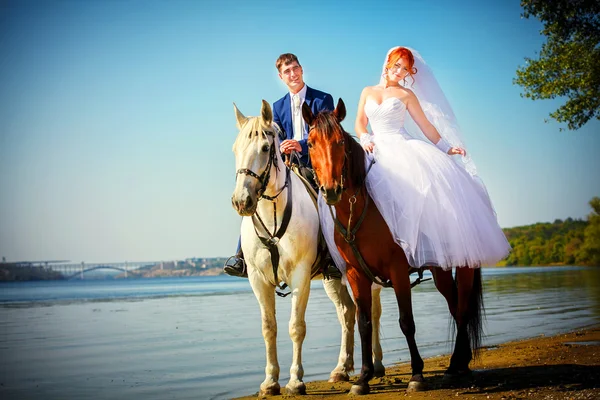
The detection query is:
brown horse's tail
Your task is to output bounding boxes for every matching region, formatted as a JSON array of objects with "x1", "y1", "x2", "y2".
[{"x1": 468, "y1": 268, "x2": 485, "y2": 359}]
